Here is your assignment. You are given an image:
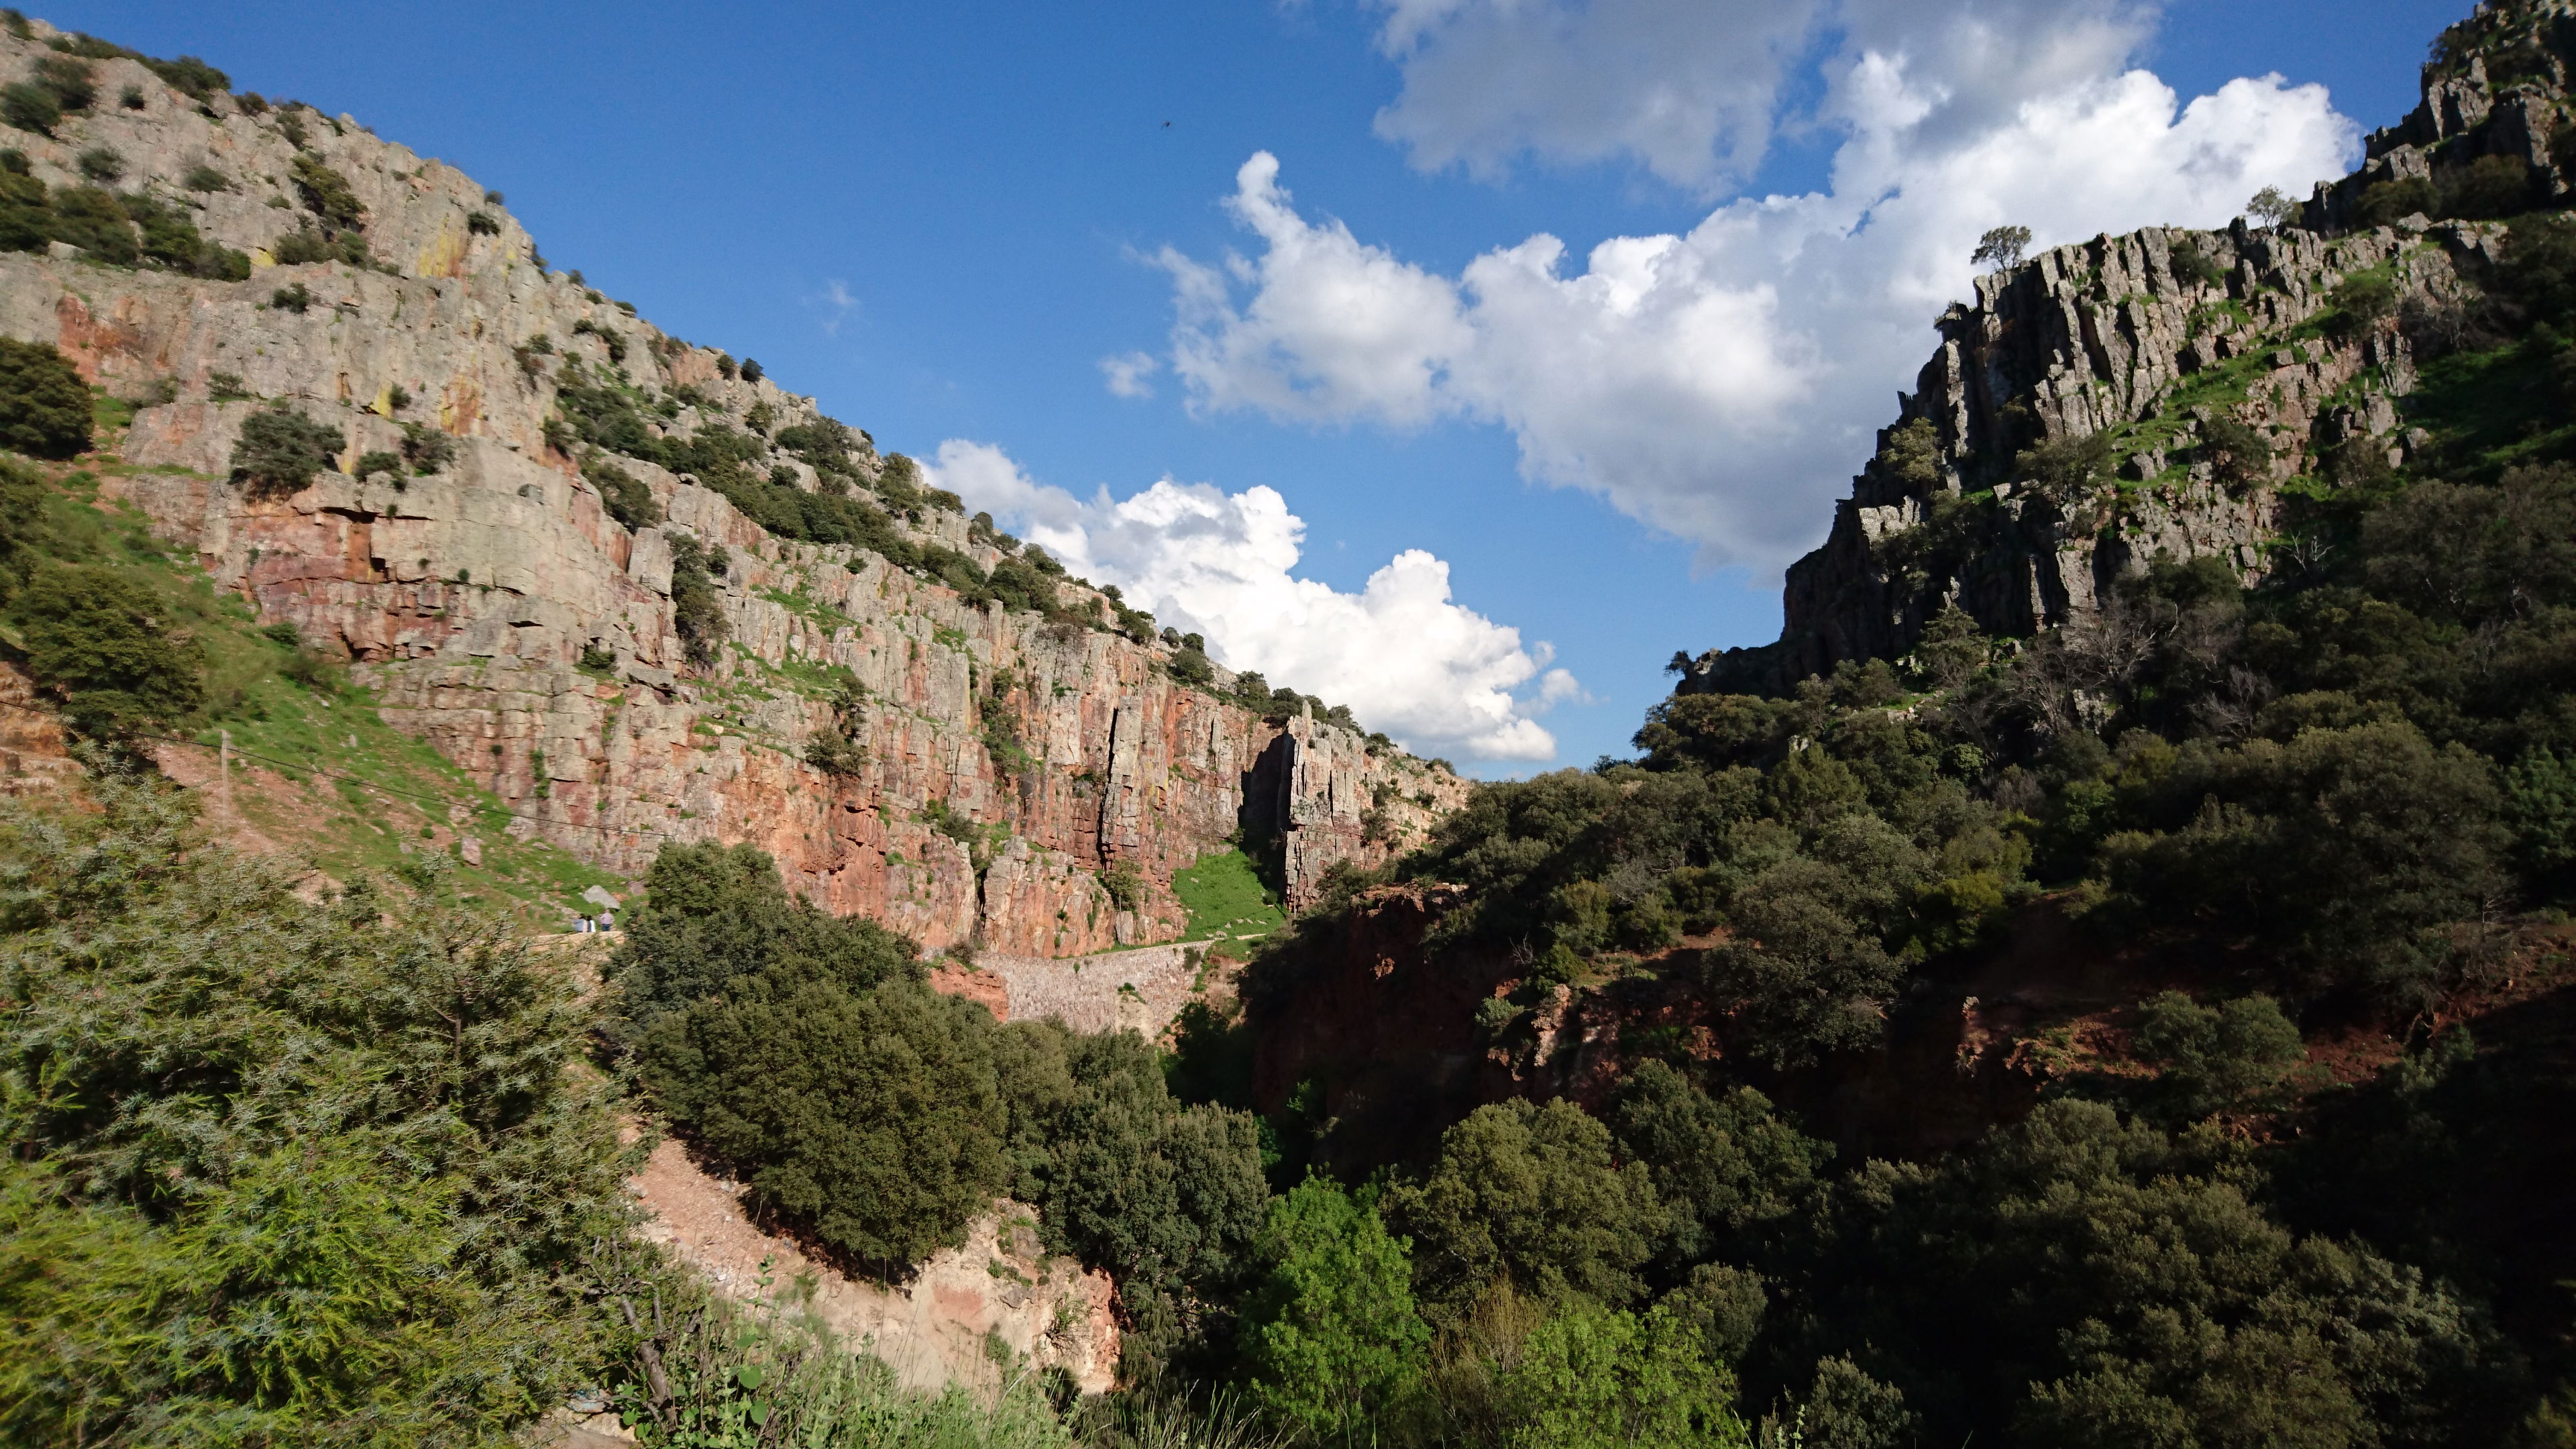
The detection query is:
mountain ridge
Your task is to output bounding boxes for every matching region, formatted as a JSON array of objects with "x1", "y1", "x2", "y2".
[
  {"x1": 1686, "y1": 0, "x2": 2576, "y2": 694},
  {"x1": 0, "y1": 9, "x2": 1466, "y2": 951}
]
